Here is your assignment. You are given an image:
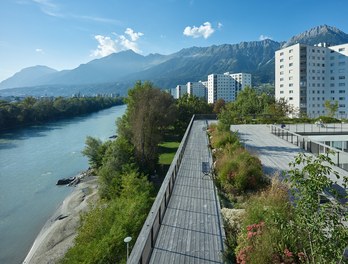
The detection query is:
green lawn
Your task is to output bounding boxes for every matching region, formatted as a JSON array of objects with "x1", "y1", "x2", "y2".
[{"x1": 158, "y1": 141, "x2": 180, "y2": 165}]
